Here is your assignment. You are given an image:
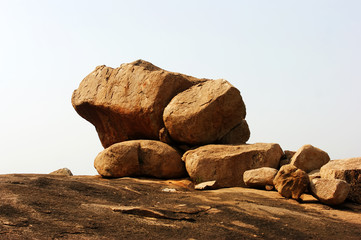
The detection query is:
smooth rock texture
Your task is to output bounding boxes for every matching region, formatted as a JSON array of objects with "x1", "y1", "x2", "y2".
[
  {"x1": 182, "y1": 143, "x2": 283, "y2": 187},
  {"x1": 163, "y1": 79, "x2": 248, "y2": 145},
  {"x1": 72, "y1": 60, "x2": 203, "y2": 148},
  {"x1": 308, "y1": 169, "x2": 321, "y2": 181},
  {"x1": 273, "y1": 164, "x2": 309, "y2": 199},
  {"x1": 49, "y1": 168, "x2": 73, "y2": 176},
  {"x1": 290, "y1": 144, "x2": 330, "y2": 173},
  {"x1": 320, "y1": 157, "x2": 361, "y2": 203},
  {"x1": 94, "y1": 140, "x2": 186, "y2": 179},
  {"x1": 310, "y1": 178, "x2": 350, "y2": 205},
  {"x1": 243, "y1": 167, "x2": 278, "y2": 188}
]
